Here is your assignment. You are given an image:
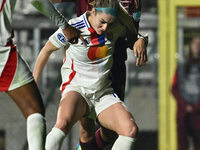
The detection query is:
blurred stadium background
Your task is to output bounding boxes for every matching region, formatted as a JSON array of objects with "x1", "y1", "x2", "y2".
[{"x1": 0, "y1": 0, "x2": 199, "y2": 150}]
